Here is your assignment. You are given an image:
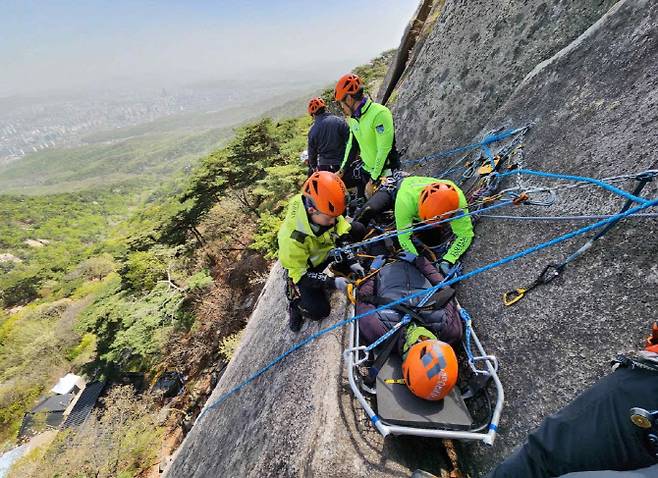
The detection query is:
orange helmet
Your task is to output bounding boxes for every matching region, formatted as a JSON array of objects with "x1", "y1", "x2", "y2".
[
  {"x1": 402, "y1": 340, "x2": 458, "y2": 401},
  {"x1": 334, "y1": 73, "x2": 363, "y2": 101},
  {"x1": 302, "y1": 171, "x2": 347, "y2": 217},
  {"x1": 418, "y1": 182, "x2": 460, "y2": 222},
  {"x1": 307, "y1": 97, "x2": 326, "y2": 116}
]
